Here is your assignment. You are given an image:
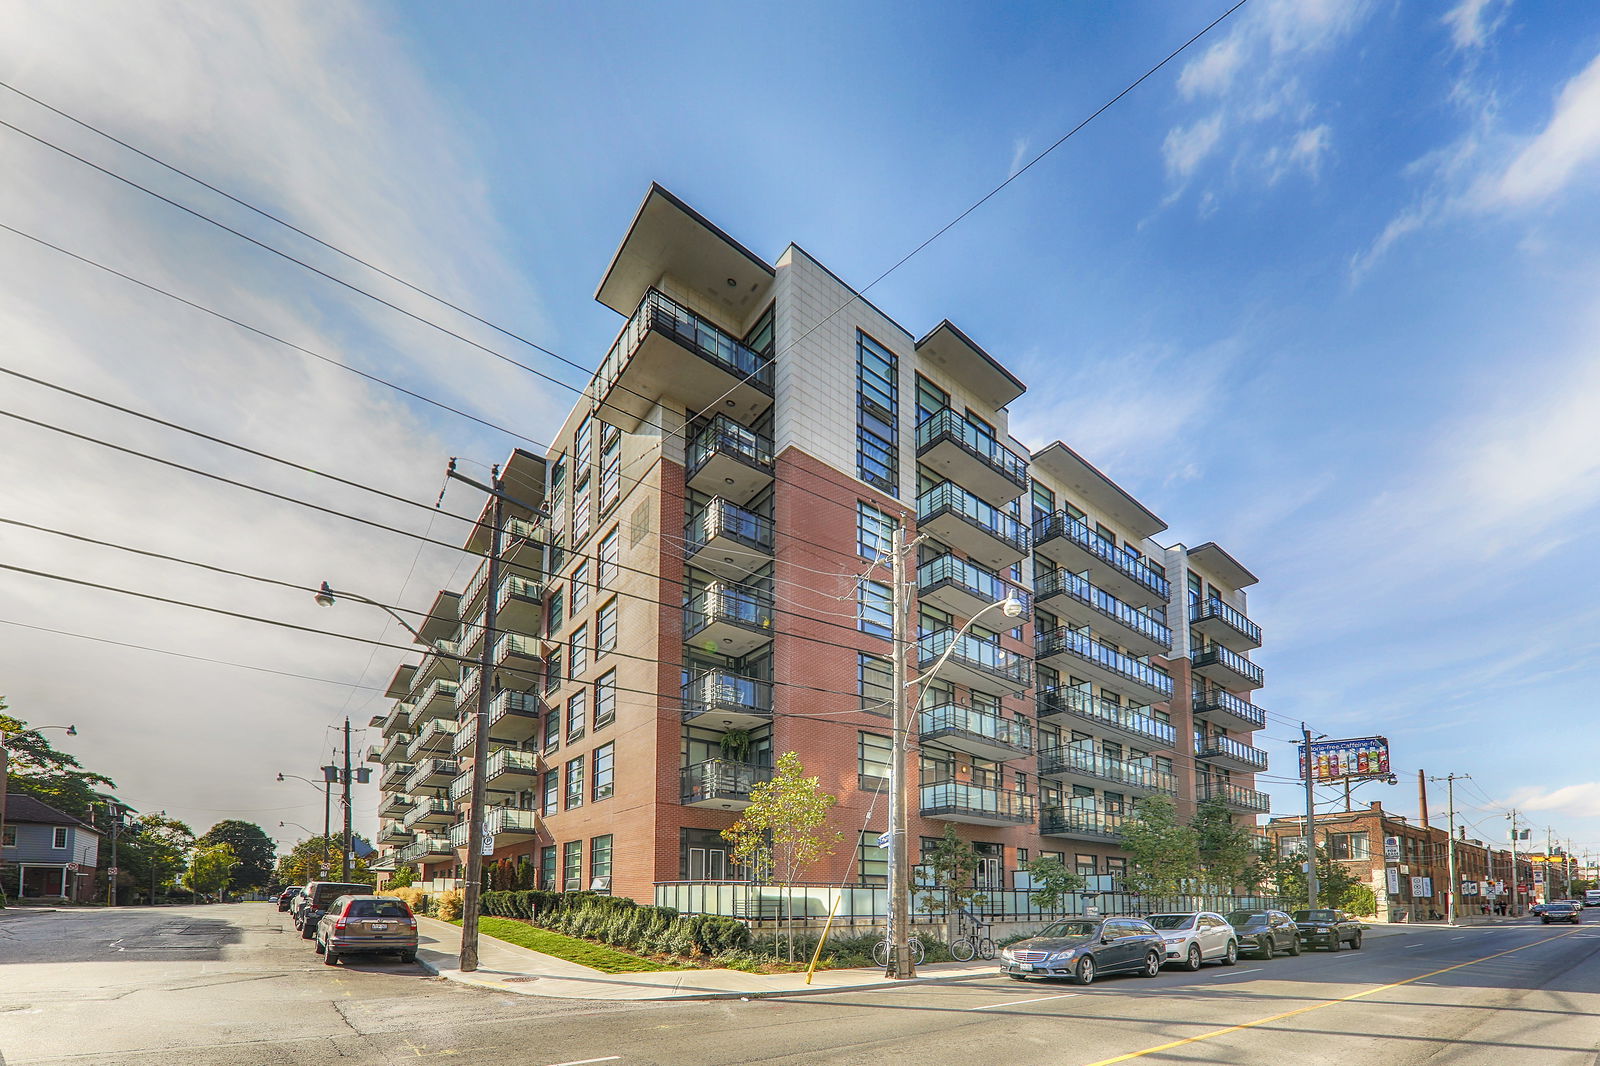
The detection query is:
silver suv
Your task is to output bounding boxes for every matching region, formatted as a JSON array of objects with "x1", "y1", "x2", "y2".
[{"x1": 1144, "y1": 911, "x2": 1239, "y2": 970}]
